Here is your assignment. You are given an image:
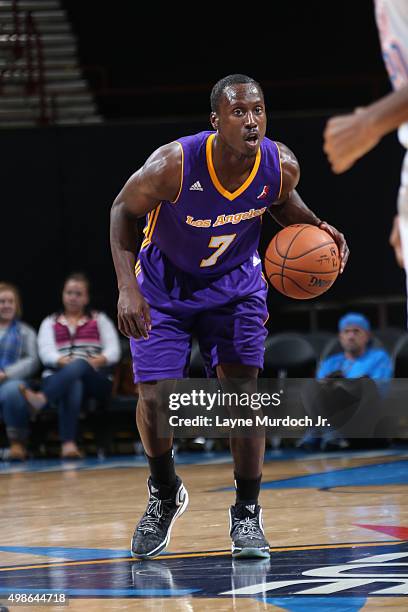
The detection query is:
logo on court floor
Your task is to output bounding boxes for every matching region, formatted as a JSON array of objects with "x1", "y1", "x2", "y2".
[{"x1": 1, "y1": 537, "x2": 408, "y2": 606}]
